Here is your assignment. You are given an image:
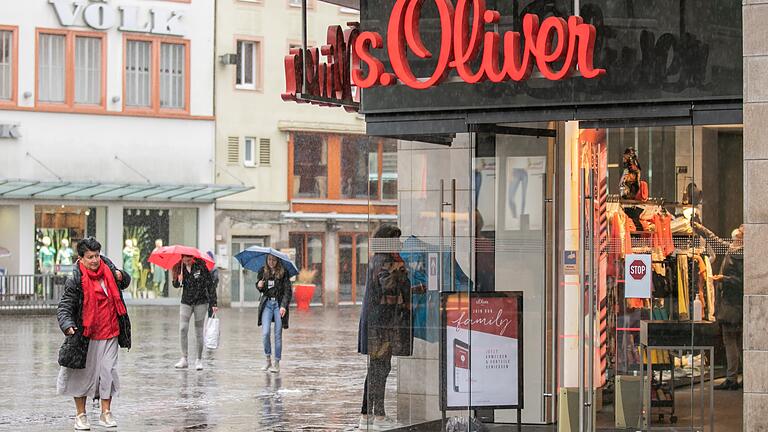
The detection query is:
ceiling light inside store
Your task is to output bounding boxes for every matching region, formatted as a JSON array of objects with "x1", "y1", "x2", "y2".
[
  {"x1": 127, "y1": 209, "x2": 132, "y2": 216},
  {"x1": 85, "y1": 210, "x2": 90, "y2": 216},
  {"x1": 145, "y1": 209, "x2": 150, "y2": 216},
  {"x1": 159, "y1": 210, "x2": 163, "y2": 216}
]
